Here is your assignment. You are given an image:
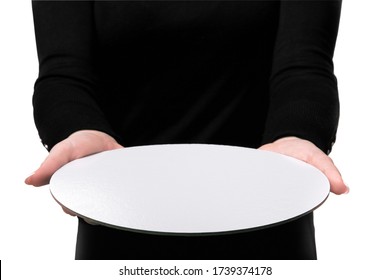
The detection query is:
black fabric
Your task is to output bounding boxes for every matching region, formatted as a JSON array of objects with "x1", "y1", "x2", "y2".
[
  {"x1": 31, "y1": 0, "x2": 341, "y2": 259},
  {"x1": 75, "y1": 213, "x2": 317, "y2": 260},
  {"x1": 32, "y1": 0, "x2": 341, "y2": 153}
]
